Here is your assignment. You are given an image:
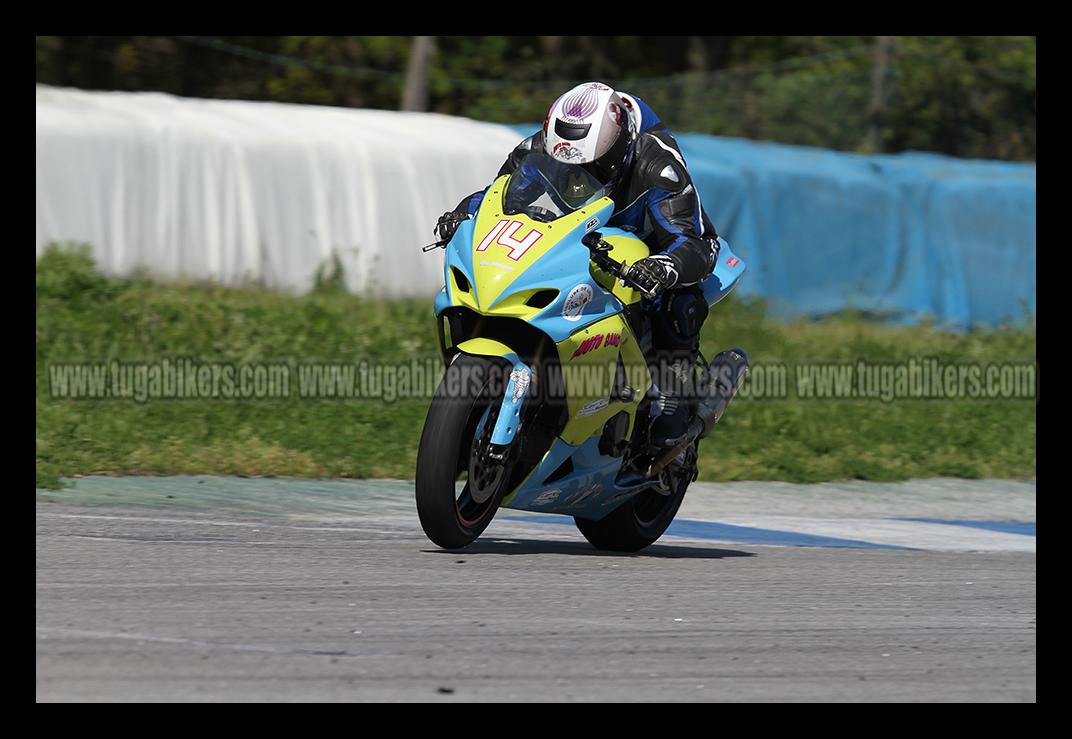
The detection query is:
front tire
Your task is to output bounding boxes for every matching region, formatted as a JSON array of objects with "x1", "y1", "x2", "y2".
[{"x1": 416, "y1": 354, "x2": 512, "y2": 549}]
